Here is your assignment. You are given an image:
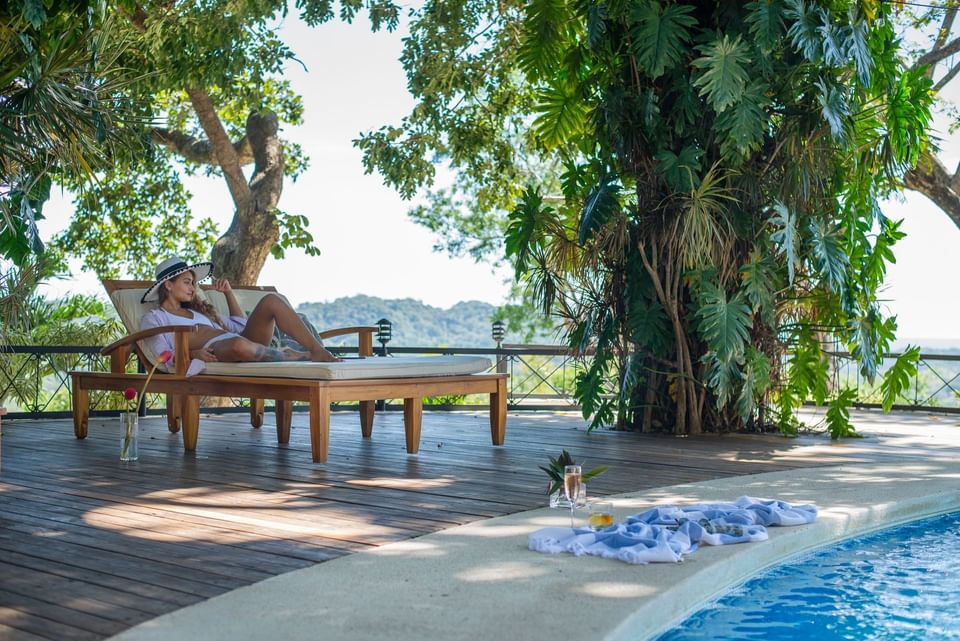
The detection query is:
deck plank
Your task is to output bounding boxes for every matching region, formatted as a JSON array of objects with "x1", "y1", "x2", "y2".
[{"x1": 0, "y1": 409, "x2": 863, "y2": 641}]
